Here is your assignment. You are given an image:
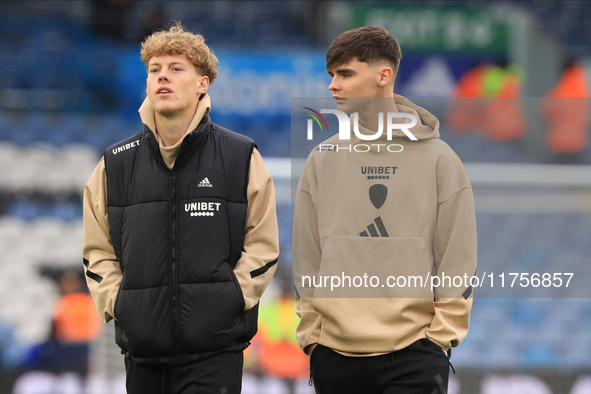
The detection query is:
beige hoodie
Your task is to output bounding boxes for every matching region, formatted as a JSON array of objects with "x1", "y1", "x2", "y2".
[
  {"x1": 294, "y1": 95, "x2": 477, "y2": 356},
  {"x1": 83, "y1": 94, "x2": 279, "y2": 323}
]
